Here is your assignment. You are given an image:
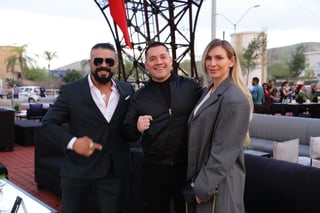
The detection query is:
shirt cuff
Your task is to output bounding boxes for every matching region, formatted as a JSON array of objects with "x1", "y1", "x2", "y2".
[{"x1": 67, "y1": 137, "x2": 77, "y2": 150}]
